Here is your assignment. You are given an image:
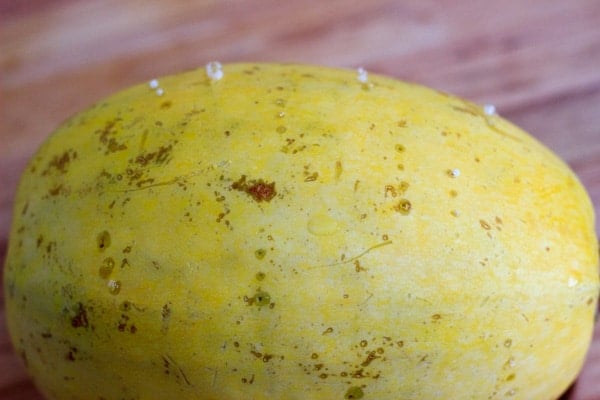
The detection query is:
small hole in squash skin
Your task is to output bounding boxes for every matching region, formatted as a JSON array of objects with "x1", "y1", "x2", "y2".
[
  {"x1": 244, "y1": 290, "x2": 272, "y2": 307},
  {"x1": 345, "y1": 386, "x2": 364, "y2": 399},
  {"x1": 97, "y1": 230, "x2": 111, "y2": 251}
]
